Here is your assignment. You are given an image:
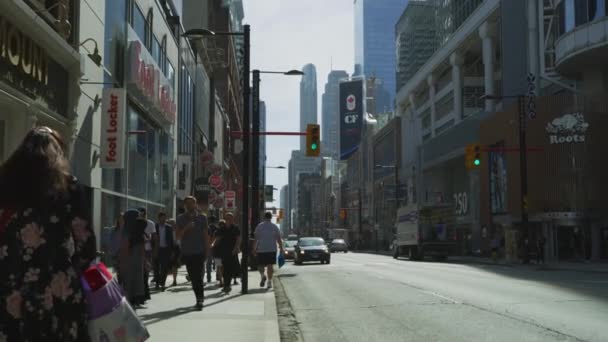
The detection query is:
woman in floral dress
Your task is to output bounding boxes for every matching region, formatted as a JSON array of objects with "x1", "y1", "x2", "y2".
[{"x1": 0, "y1": 127, "x2": 96, "y2": 341}]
